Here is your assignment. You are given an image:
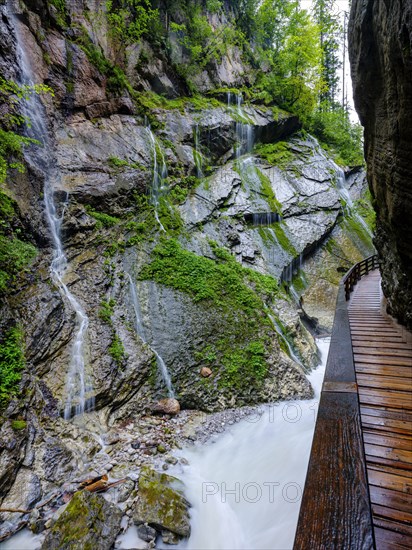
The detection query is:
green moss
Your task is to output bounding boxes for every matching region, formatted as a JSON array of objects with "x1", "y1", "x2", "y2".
[
  {"x1": 0, "y1": 326, "x2": 25, "y2": 410},
  {"x1": 220, "y1": 341, "x2": 267, "y2": 387},
  {"x1": 109, "y1": 334, "x2": 126, "y2": 367},
  {"x1": 49, "y1": 0, "x2": 68, "y2": 27},
  {"x1": 99, "y1": 299, "x2": 115, "y2": 325},
  {"x1": 139, "y1": 238, "x2": 279, "y2": 390},
  {"x1": 86, "y1": 207, "x2": 120, "y2": 229},
  {"x1": 255, "y1": 141, "x2": 294, "y2": 170},
  {"x1": 256, "y1": 169, "x2": 283, "y2": 213},
  {"x1": 0, "y1": 235, "x2": 37, "y2": 293},
  {"x1": 273, "y1": 224, "x2": 297, "y2": 256},
  {"x1": 11, "y1": 419, "x2": 27, "y2": 430}
]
